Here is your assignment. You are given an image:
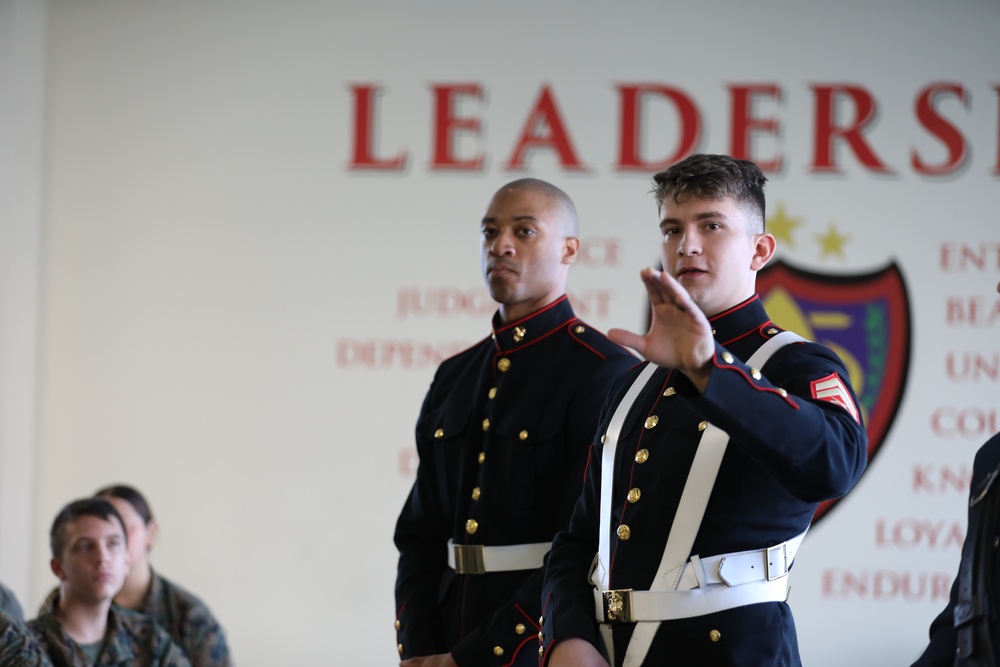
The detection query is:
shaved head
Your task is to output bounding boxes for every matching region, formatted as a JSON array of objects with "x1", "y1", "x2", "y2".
[{"x1": 493, "y1": 178, "x2": 579, "y2": 237}]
